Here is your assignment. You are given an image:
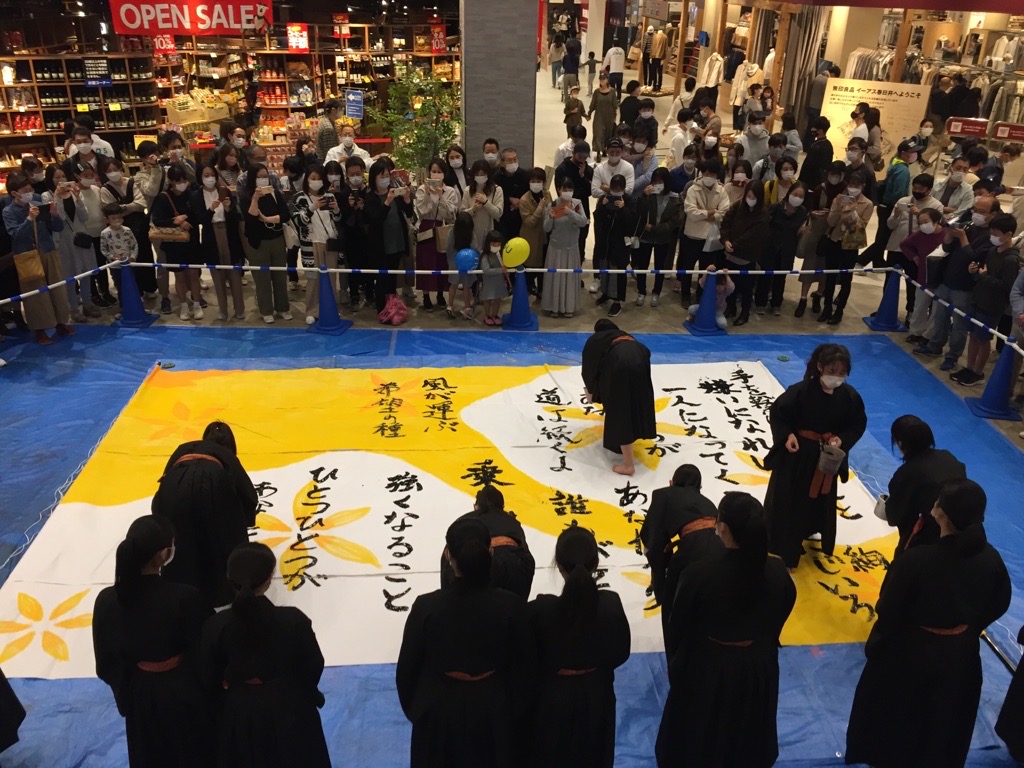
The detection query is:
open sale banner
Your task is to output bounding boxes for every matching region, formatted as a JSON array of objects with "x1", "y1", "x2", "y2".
[{"x1": 109, "y1": 0, "x2": 274, "y2": 36}]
